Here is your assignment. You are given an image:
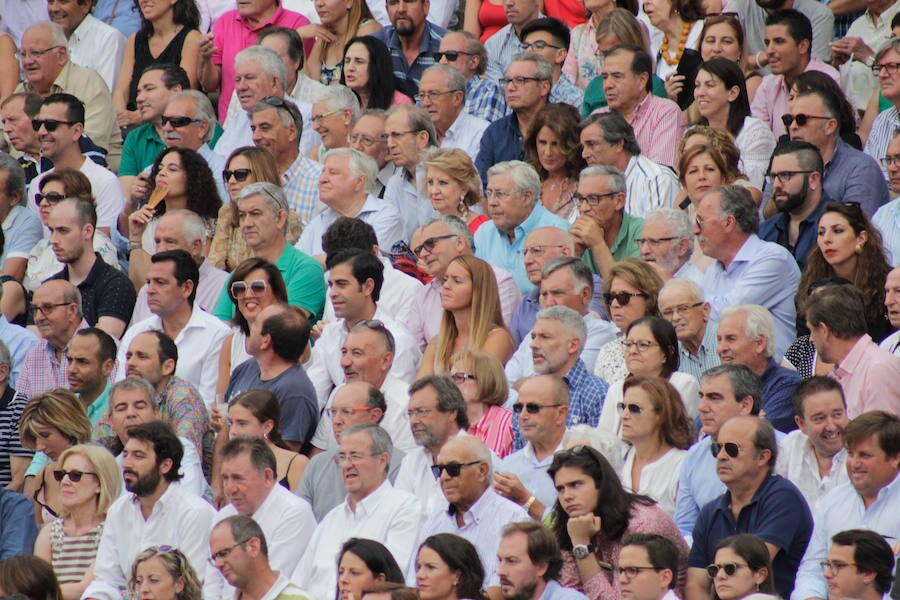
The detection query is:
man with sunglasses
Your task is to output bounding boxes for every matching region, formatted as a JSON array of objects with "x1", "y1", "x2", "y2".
[
  {"x1": 520, "y1": 18, "x2": 583, "y2": 107},
  {"x1": 685, "y1": 415, "x2": 813, "y2": 600},
  {"x1": 436, "y1": 31, "x2": 508, "y2": 122}
]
